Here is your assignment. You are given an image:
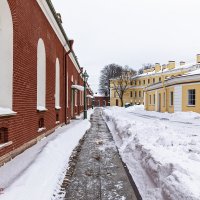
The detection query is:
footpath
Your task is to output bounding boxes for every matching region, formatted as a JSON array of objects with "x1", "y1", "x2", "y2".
[{"x1": 63, "y1": 108, "x2": 138, "y2": 200}]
